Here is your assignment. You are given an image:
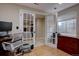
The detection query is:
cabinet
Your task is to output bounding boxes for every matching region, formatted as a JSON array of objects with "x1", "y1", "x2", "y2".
[{"x1": 57, "y1": 35, "x2": 79, "y2": 55}]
